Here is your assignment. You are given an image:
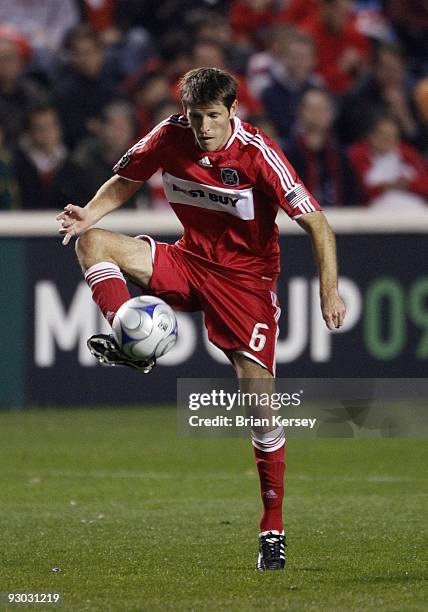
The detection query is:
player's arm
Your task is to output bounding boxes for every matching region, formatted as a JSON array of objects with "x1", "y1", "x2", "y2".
[
  {"x1": 297, "y1": 211, "x2": 346, "y2": 330},
  {"x1": 248, "y1": 128, "x2": 345, "y2": 329},
  {"x1": 57, "y1": 174, "x2": 142, "y2": 245}
]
